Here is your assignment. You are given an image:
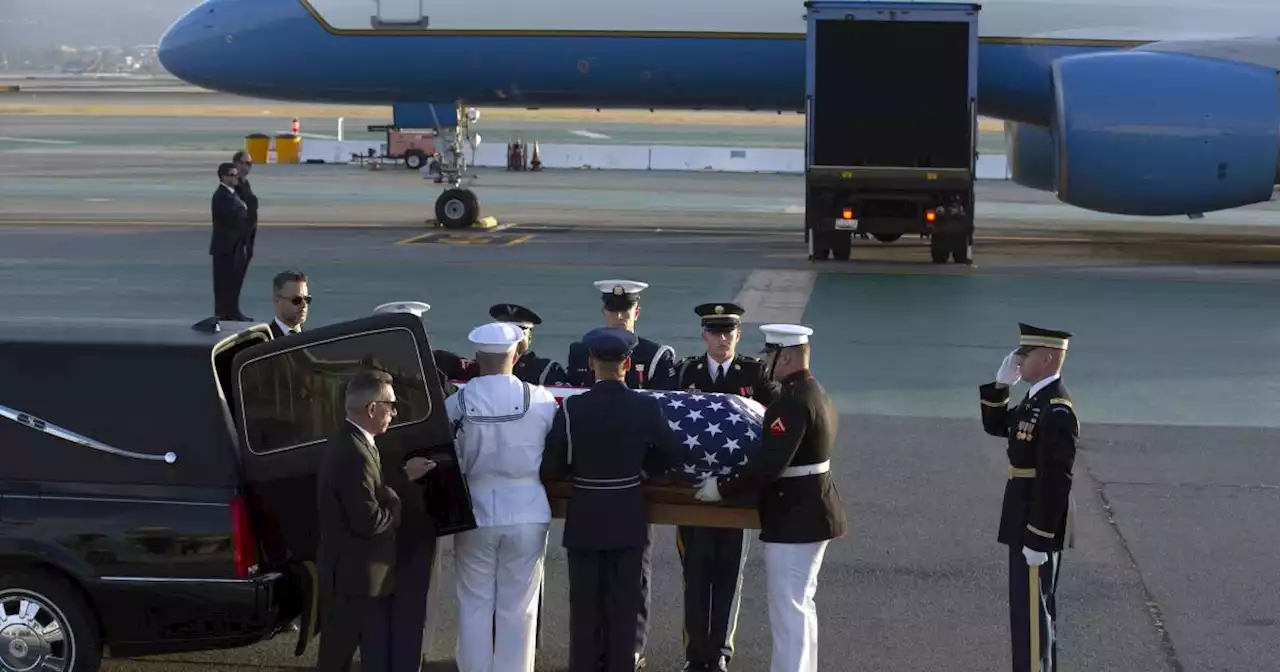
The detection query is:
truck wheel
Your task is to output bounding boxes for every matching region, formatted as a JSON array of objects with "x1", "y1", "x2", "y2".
[
  {"x1": 951, "y1": 233, "x2": 973, "y2": 264},
  {"x1": 929, "y1": 234, "x2": 951, "y2": 263},
  {"x1": 0, "y1": 568, "x2": 103, "y2": 672},
  {"x1": 832, "y1": 230, "x2": 852, "y2": 260},
  {"x1": 808, "y1": 228, "x2": 832, "y2": 261},
  {"x1": 872, "y1": 233, "x2": 901, "y2": 243}
]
